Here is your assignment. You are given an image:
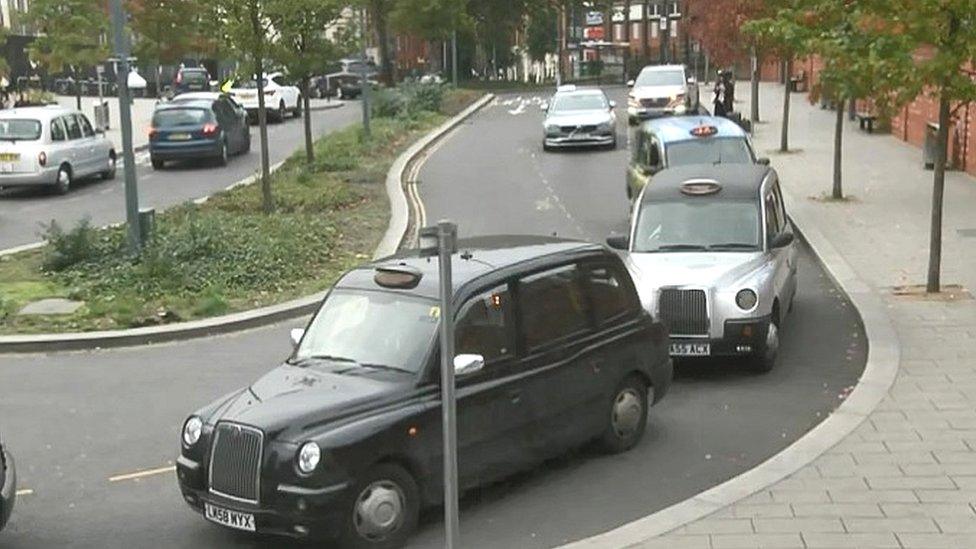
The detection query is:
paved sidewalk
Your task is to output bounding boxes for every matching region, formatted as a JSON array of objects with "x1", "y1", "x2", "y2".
[{"x1": 633, "y1": 83, "x2": 976, "y2": 548}]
